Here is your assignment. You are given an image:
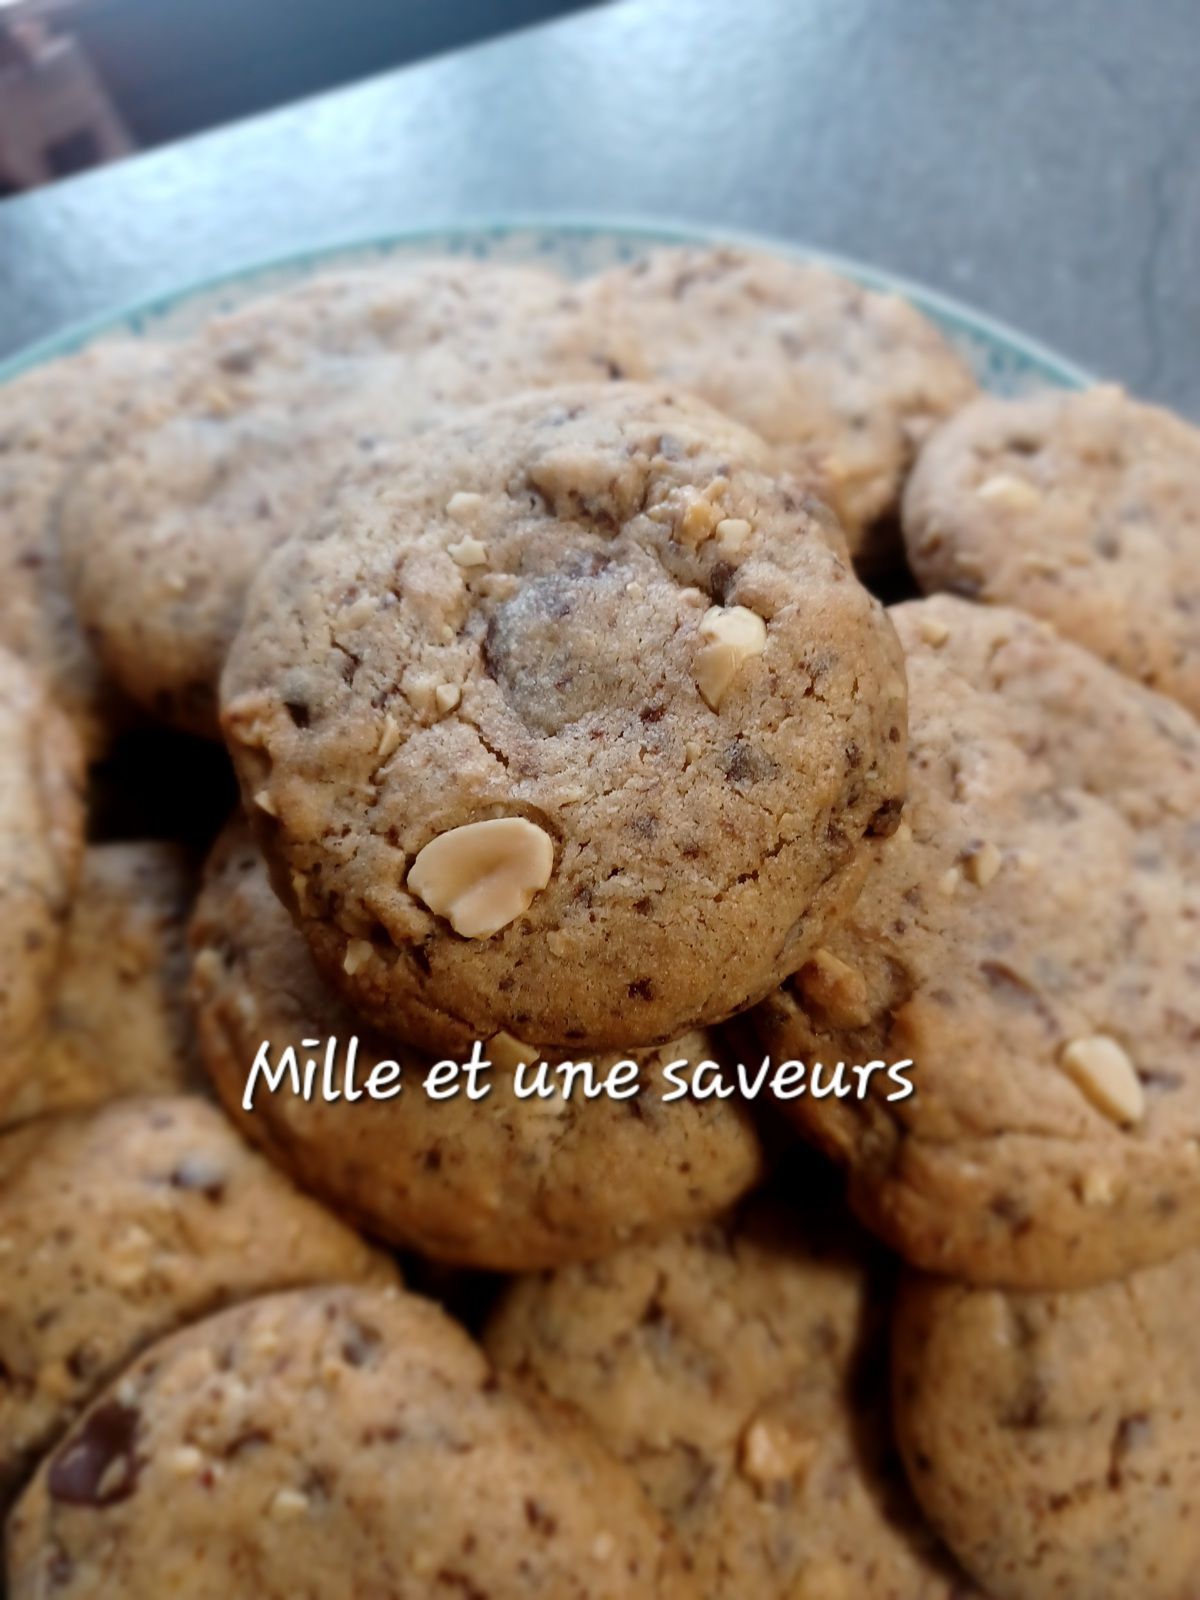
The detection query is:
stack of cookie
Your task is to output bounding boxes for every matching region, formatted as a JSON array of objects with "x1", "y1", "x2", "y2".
[{"x1": 0, "y1": 243, "x2": 1197, "y2": 1600}]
